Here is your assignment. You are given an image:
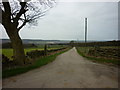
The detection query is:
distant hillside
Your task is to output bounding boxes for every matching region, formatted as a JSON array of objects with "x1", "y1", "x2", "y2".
[
  {"x1": 1, "y1": 39, "x2": 118, "y2": 44},
  {"x1": 1, "y1": 39, "x2": 70, "y2": 44},
  {"x1": 1, "y1": 39, "x2": 10, "y2": 44}
]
